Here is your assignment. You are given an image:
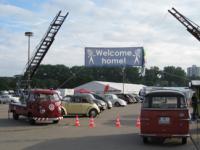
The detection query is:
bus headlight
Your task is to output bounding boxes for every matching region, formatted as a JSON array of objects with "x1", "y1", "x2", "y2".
[
  {"x1": 49, "y1": 104, "x2": 55, "y2": 111},
  {"x1": 40, "y1": 108, "x2": 46, "y2": 114}
]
